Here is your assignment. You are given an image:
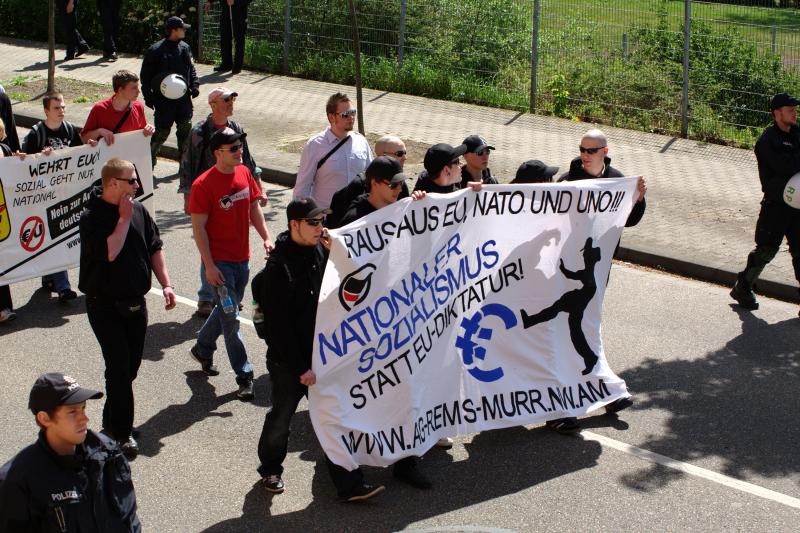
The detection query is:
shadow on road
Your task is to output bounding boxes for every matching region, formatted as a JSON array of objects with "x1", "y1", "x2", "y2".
[
  {"x1": 617, "y1": 305, "x2": 800, "y2": 491},
  {"x1": 199, "y1": 413, "x2": 603, "y2": 532}
]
